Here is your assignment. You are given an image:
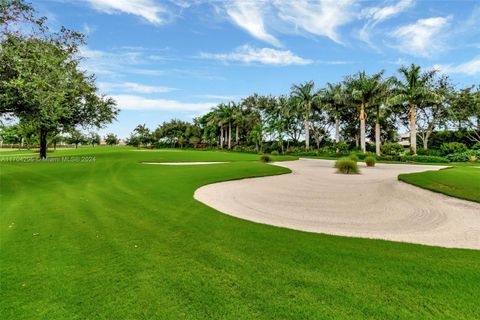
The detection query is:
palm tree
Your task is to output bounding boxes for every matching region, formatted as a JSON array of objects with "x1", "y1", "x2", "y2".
[
  {"x1": 322, "y1": 82, "x2": 346, "y2": 146},
  {"x1": 345, "y1": 71, "x2": 385, "y2": 153},
  {"x1": 291, "y1": 81, "x2": 318, "y2": 150},
  {"x1": 389, "y1": 64, "x2": 438, "y2": 155}
]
